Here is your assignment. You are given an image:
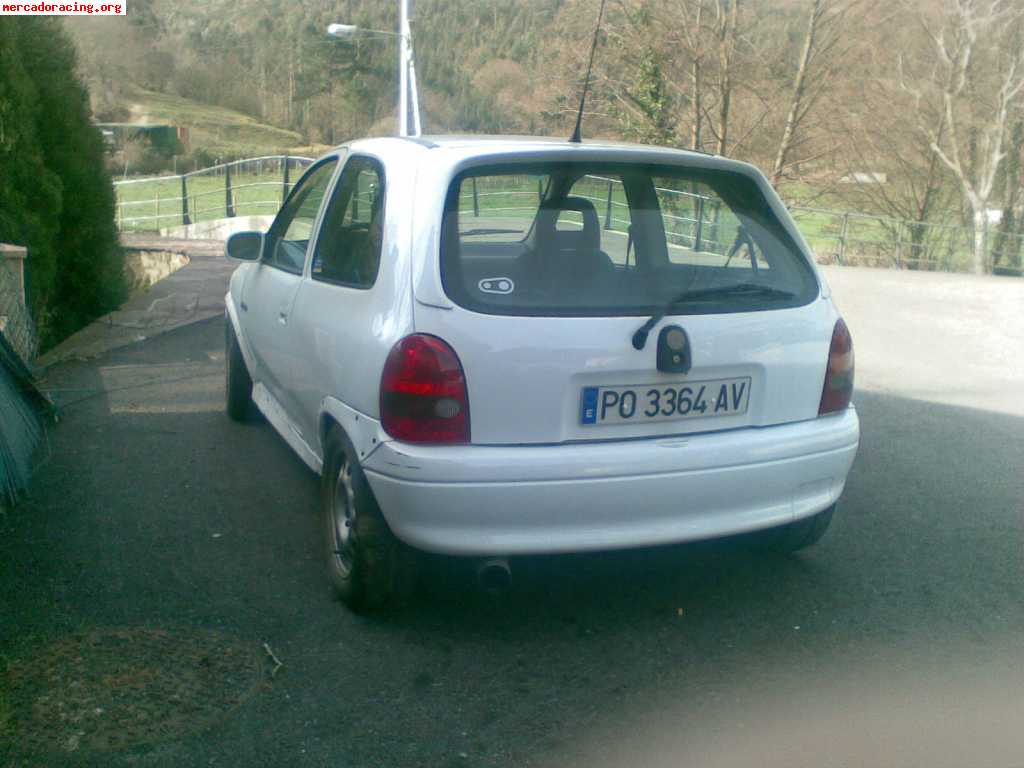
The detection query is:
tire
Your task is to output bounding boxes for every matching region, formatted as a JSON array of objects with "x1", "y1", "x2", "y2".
[
  {"x1": 225, "y1": 320, "x2": 253, "y2": 422},
  {"x1": 755, "y1": 504, "x2": 836, "y2": 553},
  {"x1": 320, "y1": 427, "x2": 416, "y2": 612}
]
